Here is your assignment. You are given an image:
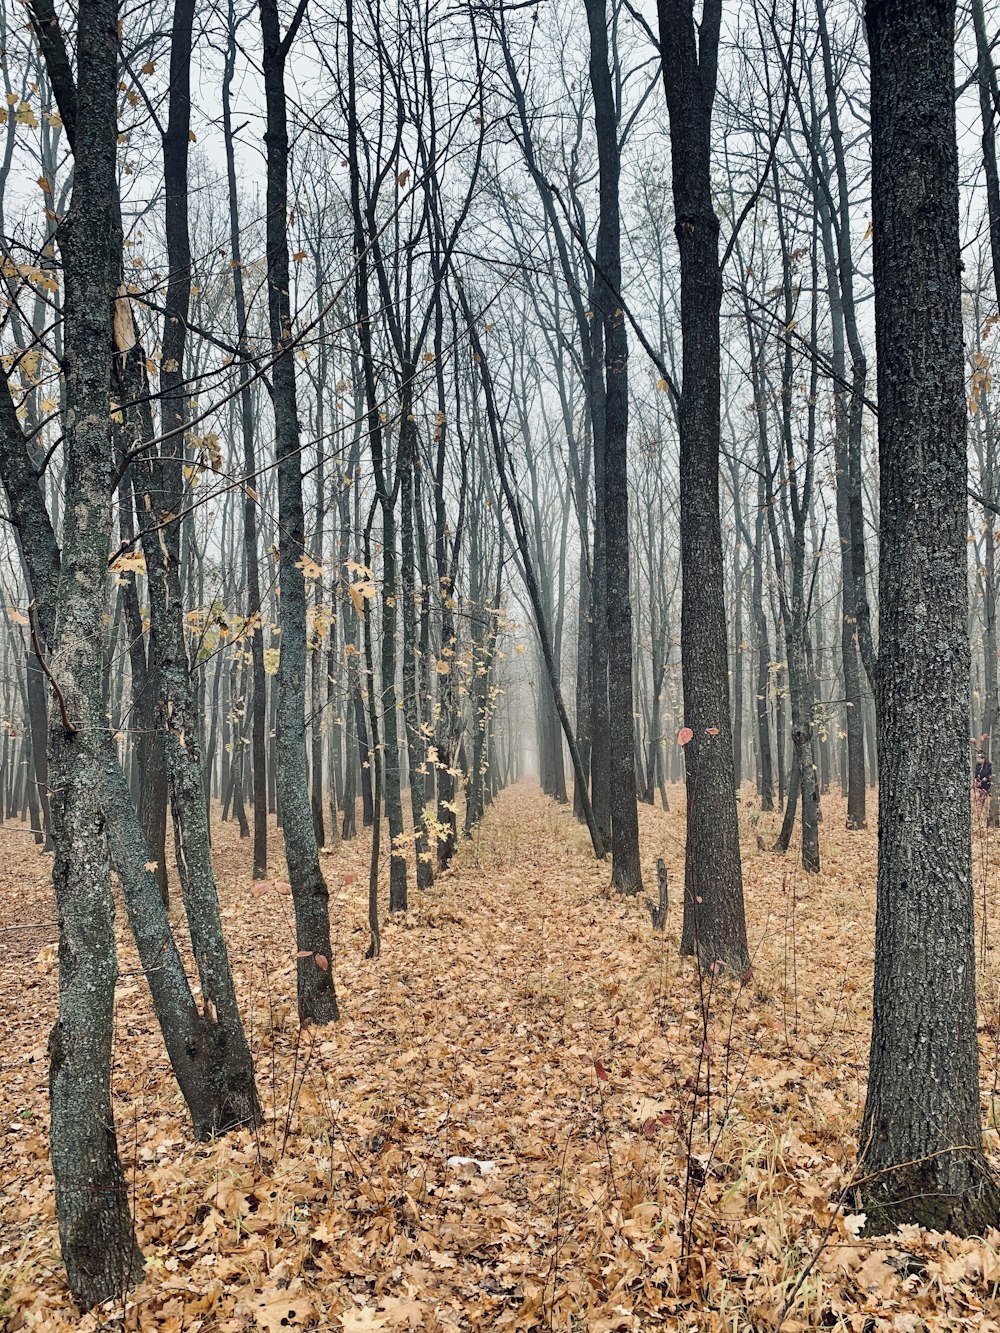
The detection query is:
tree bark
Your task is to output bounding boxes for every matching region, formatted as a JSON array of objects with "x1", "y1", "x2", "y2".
[
  {"x1": 815, "y1": 0, "x2": 868, "y2": 826},
  {"x1": 24, "y1": 644, "x2": 51, "y2": 849},
  {"x1": 974, "y1": 0, "x2": 1000, "y2": 825},
  {"x1": 44, "y1": 0, "x2": 144, "y2": 1300},
  {"x1": 400, "y1": 405, "x2": 434, "y2": 888},
  {"x1": 659, "y1": 0, "x2": 748, "y2": 971},
  {"x1": 126, "y1": 0, "x2": 262, "y2": 1125},
  {"x1": 859, "y1": 0, "x2": 1000, "y2": 1235},
  {"x1": 585, "y1": 0, "x2": 642, "y2": 896},
  {"x1": 223, "y1": 0, "x2": 267, "y2": 876},
  {"x1": 343, "y1": 0, "x2": 407, "y2": 910},
  {"x1": 260, "y1": 0, "x2": 338, "y2": 1023}
]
